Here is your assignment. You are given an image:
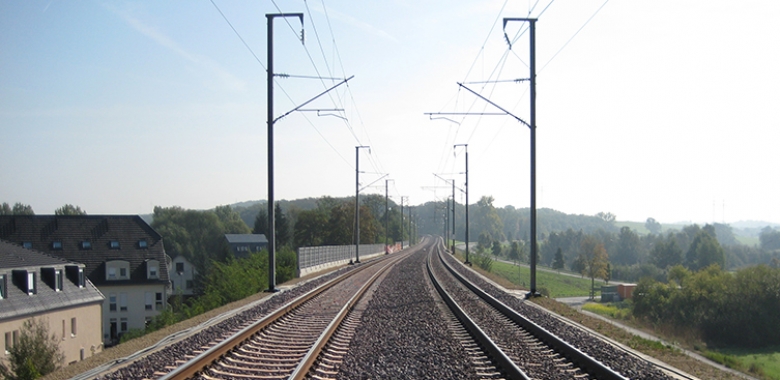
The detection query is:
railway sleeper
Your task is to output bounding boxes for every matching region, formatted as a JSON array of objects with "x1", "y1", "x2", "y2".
[
  {"x1": 224, "y1": 355, "x2": 300, "y2": 366},
  {"x1": 207, "y1": 367, "x2": 290, "y2": 379}
]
